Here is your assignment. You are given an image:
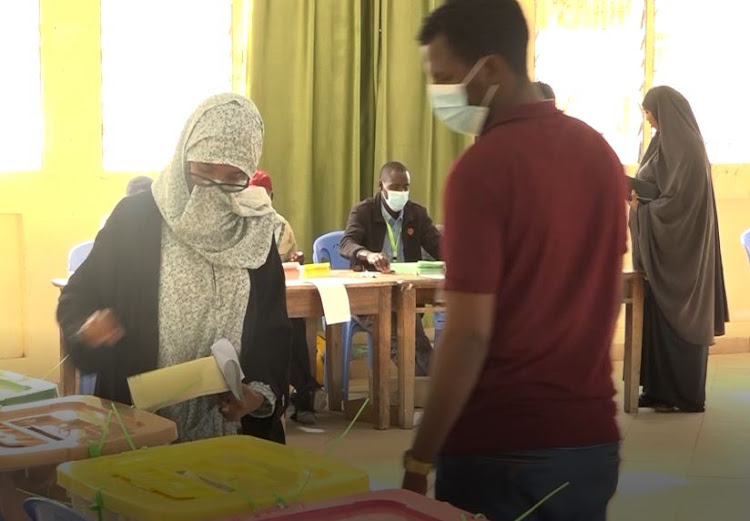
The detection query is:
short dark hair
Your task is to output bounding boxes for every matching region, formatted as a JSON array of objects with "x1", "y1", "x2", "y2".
[
  {"x1": 380, "y1": 161, "x2": 408, "y2": 181},
  {"x1": 536, "y1": 81, "x2": 555, "y2": 100},
  {"x1": 418, "y1": 0, "x2": 529, "y2": 77}
]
